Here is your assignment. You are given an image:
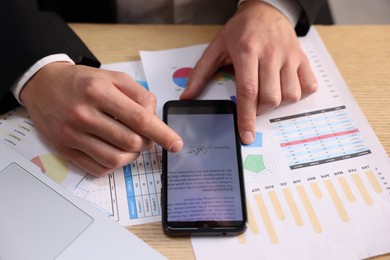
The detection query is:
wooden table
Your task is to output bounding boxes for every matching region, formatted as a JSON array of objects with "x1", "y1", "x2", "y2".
[{"x1": 70, "y1": 24, "x2": 390, "y2": 259}]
